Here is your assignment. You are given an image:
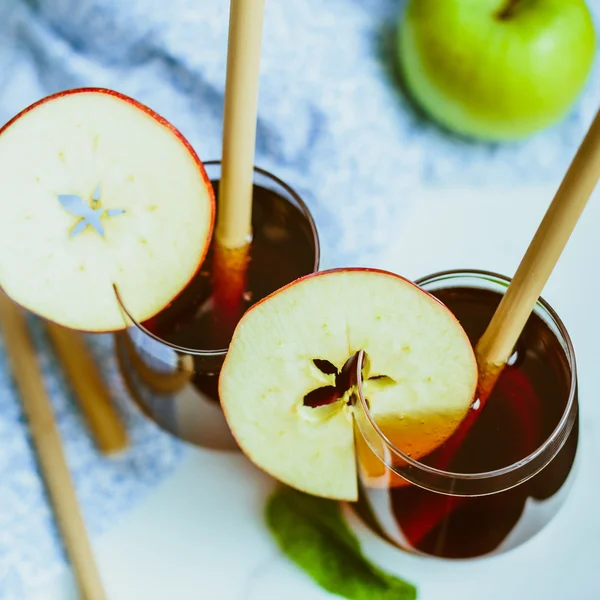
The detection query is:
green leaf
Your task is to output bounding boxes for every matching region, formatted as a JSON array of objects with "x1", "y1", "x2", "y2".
[{"x1": 266, "y1": 486, "x2": 417, "y2": 600}]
